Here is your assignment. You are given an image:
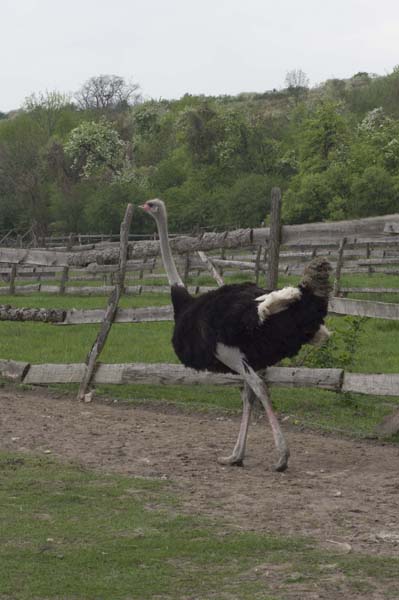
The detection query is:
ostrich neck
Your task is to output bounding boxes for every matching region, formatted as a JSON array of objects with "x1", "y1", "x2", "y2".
[{"x1": 157, "y1": 214, "x2": 184, "y2": 287}]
